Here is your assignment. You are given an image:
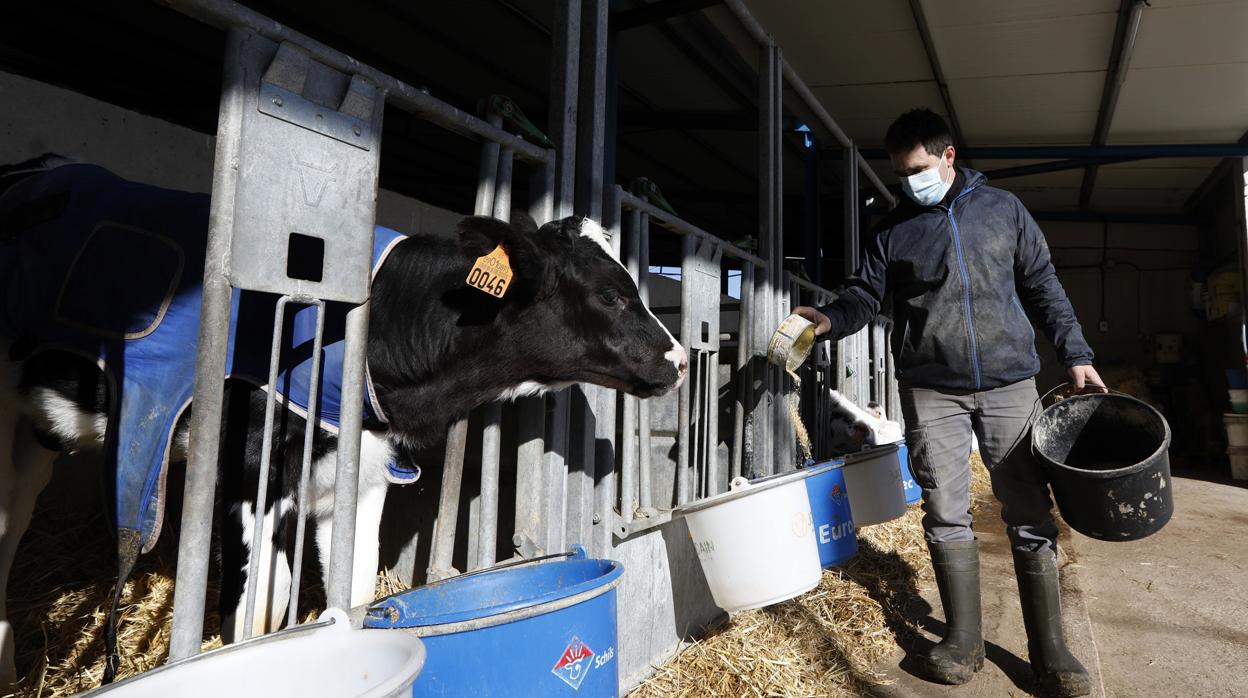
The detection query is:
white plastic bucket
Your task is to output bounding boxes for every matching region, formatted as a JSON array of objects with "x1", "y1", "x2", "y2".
[
  {"x1": 83, "y1": 609, "x2": 425, "y2": 698},
  {"x1": 1226, "y1": 413, "x2": 1248, "y2": 447},
  {"x1": 841, "y1": 442, "x2": 907, "y2": 526},
  {"x1": 679, "y1": 472, "x2": 822, "y2": 613}
]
